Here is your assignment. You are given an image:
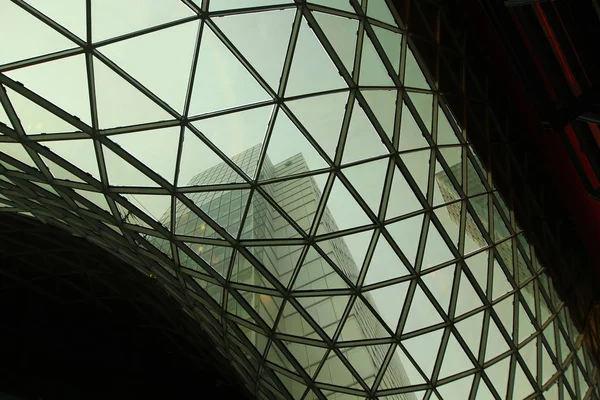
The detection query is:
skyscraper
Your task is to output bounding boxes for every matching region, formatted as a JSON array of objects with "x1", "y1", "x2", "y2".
[{"x1": 168, "y1": 145, "x2": 415, "y2": 399}]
